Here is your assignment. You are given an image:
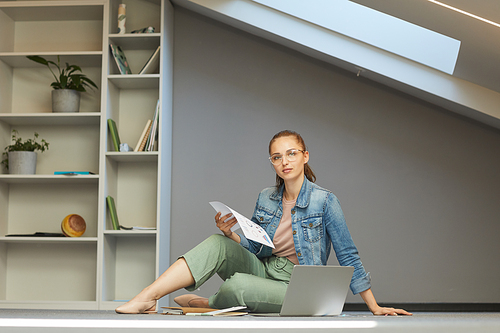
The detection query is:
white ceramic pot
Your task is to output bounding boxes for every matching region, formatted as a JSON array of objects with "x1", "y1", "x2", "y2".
[
  {"x1": 52, "y1": 89, "x2": 81, "y2": 113},
  {"x1": 8, "y1": 151, "x2": 37, "y2": 174}
]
